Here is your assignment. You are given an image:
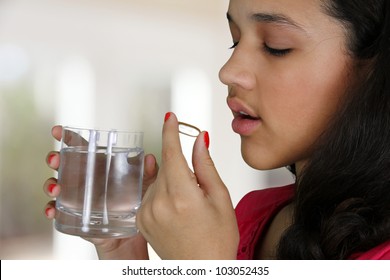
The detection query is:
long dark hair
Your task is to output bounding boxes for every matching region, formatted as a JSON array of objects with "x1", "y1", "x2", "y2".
[{"x1": 277, "y1": 0, "x2": 390, "y2": 259}]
